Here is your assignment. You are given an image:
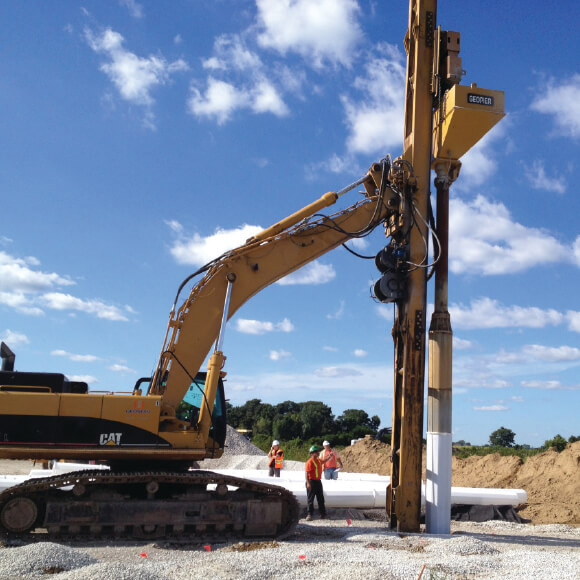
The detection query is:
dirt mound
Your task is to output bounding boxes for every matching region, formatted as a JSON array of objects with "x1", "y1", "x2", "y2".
[
  {"x1": 452, "y1": 453, "x2": 522, "y2": 488},
  {"x1": 341, "y1": 436, "x2": 392, "y2": 475},
  {"x1": 513, "y1": 442, "x2": 580, "y2": 524},
  {"x1": 339, "y1": 436, "x2": 580, "y2": 525}
]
